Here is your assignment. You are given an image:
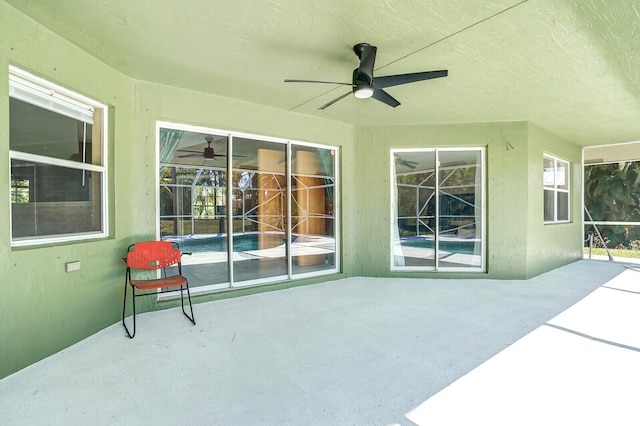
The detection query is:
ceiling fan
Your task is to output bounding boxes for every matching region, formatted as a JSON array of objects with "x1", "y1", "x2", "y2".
[
  {"x1": 285, "y1": 43, "x2": 448, "y2": 109},
  {"x1": 177, "y1": 136, "x2": 228, "y2": 160}
]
